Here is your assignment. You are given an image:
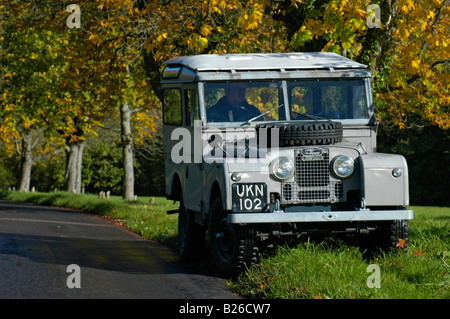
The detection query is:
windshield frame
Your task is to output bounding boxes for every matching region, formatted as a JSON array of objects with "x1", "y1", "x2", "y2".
[{"x1": 198, "y1": 78, "x2": 374, "y2": 128}]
